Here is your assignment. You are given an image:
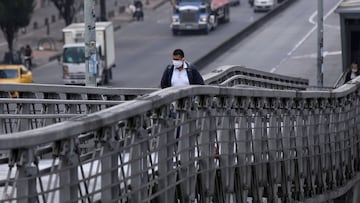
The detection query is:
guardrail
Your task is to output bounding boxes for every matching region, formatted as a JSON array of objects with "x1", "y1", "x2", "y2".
[
  {"x1": 203, "y1": 65, "x2": 309, "y2": 89},
  {"x1": 0, "y1": 65, "x2": 309, "y2": 134},
  {"x1": 0, "y1": 75, "x2": 359, "y2": 202},
  {"x1": 0, "y1": 84, "x2": 157, "y2": 133}
]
